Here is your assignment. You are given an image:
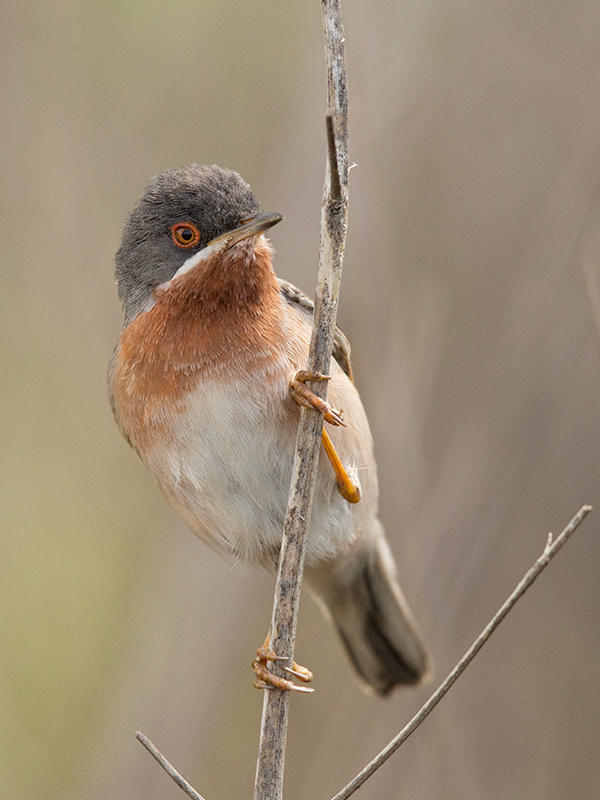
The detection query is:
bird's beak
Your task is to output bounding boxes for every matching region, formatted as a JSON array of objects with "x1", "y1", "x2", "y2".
[
  {"x1": 206, "y1": 212, "x2": 282, "y2": 251},
  {"x1": 163, "y1": 212, "x2": 283, "y2": 289}
]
